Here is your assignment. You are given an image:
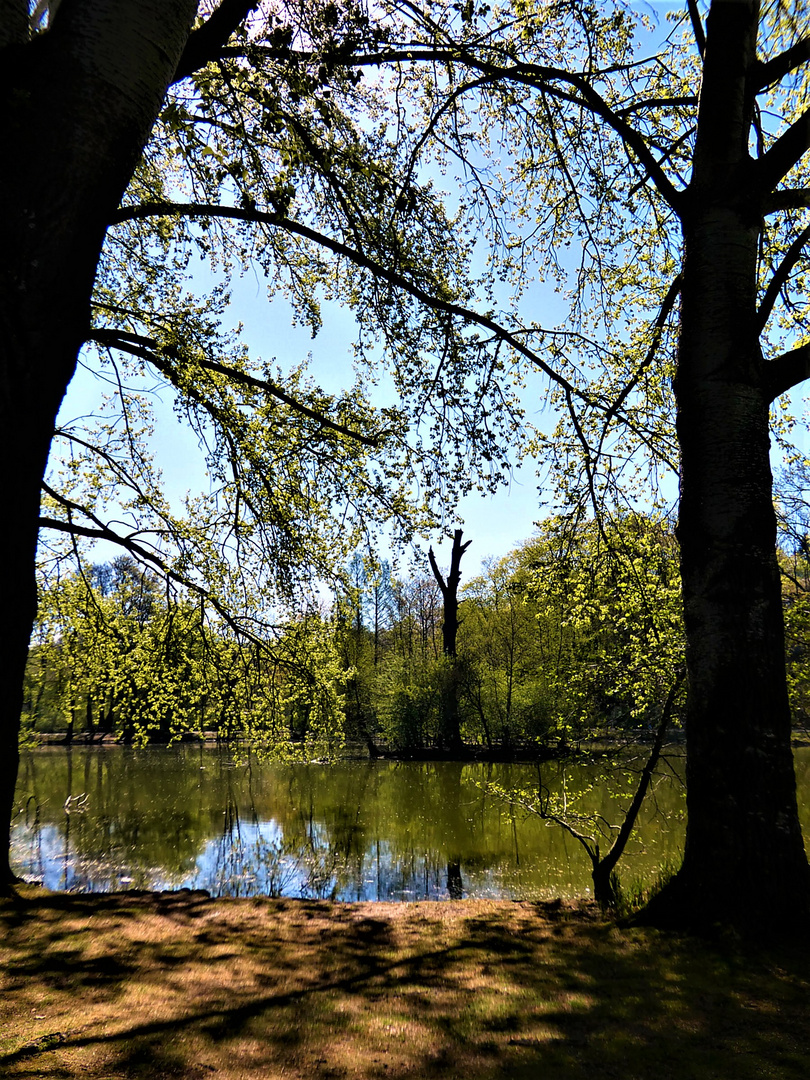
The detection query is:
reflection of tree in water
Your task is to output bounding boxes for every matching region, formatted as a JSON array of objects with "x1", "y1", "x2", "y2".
[
  {"x1": 286, "y1": 761, "x2": 472, "y2": 900},
  {"x1": 446, "y1": 861, "x2": 463, "y2": 899},
  {"x1": 16, "y1": 792, "x2": 44, "y2": 884},
  {"x1": 12, "y1": 746, "x2": 220, "y2": 890},
  {"x1": 11, "y1": 748, "x2": 702, "y2": 898},
  {"x1": 445, "y1": 761, "x2": 466, "y2": 899},
  {"x1": 204, "y1": 791, "x2": 302, "y2": 898},
  {"x1": 202, "y1": 760, "x2": 367, "y2": 900},
  {"x1": 203, "y1": 801, "x2": 364, "y2": 901}
]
